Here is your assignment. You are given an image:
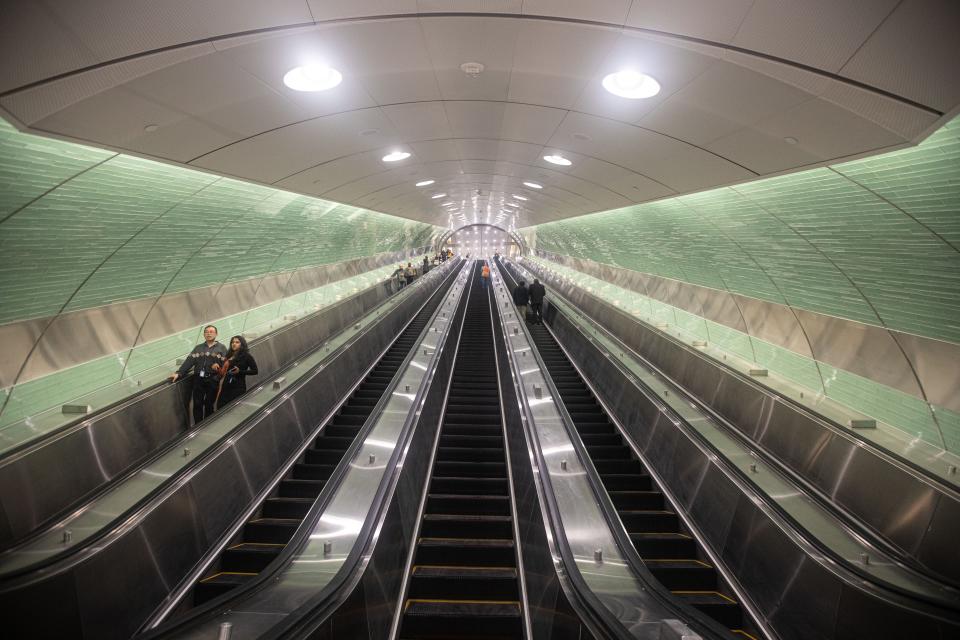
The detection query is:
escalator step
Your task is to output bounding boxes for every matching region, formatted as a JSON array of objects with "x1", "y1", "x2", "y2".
[
  {"x1": 674, "y1": 592, "x2": 742, "y2": 628},
  {"x1": 619, "y1": 510, "x2": 679, "y2": 531},
  {"x1": 420, "y1": 514, "x2": 512, "y2": 539},
  {"x1": 408, "y1": 566, "x2": 519, "y2": 600},
  {"x1": 574, "y1": 422, "x2": 616, "y2": 434},
  {"x1": 314, "y1": 435, "x2": 354, "y2": 450},
  {"x1": 402, "y1": 600, "x2": 522, "y2": 639},
  {"x1": 261, "y1": 497, "x2": 313, "y2": 519},
  {"x1": 219, "y1": 543, "x2": 284, "y2": 573},
  {"x1": 323, "y1": 424, "x2": 361, "y2": 439},
  {"x1": 630, "y1": 532, "x2": 697, "y2": 558},
  {"x1": 340, "y1": 405, "x2": 375, "y2": 416},
  {"x1": 580, "y1": 433, "x2": 623, "y2": 446},
  {"x1": 646, "y1": 559, "x2": 718, "y2": 590},
  {"x1": 194, "y1": 572, "x2": 255, "y2": 604},
  {"x1": 332, "y1": 414, "x2": 366, "y2": 426},
  {"x1": 439, "y1": 434, "x2": 503, "y2": 448},
  {"x1": 436, "y1": 447, "x2": 504, "y2": 463},
  {"x1": 444, "y1": 413, "x2": 501, "y2": 425},
  {"x1": 434, "y1": 461, "x2": 506, "y2": 478},
  {"x1": 292, "y1": 463, "x2": 335, "y2": 480},
  {"x1": 278, "y1": 478, "x2": 325, "y2": 498},
  {"x1": 430, "y1": 477, "x2": 509, "y2": 496},
  {"x1": 243, "y1": 518, "x2": 299, "y2": 544},
  {"x1": 427, "y1": 494, "x2": 511, "y2": 515},
  {"x1": 305, "y1": 448, "x2": 350, "y2": 465}
]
